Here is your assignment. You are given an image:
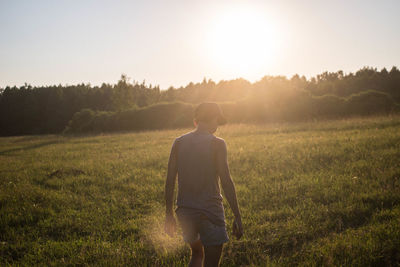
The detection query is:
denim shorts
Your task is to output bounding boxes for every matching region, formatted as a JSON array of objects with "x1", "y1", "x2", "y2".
[{"x1": 175, "y1": 208, "x2": 229, "y2": 246}]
